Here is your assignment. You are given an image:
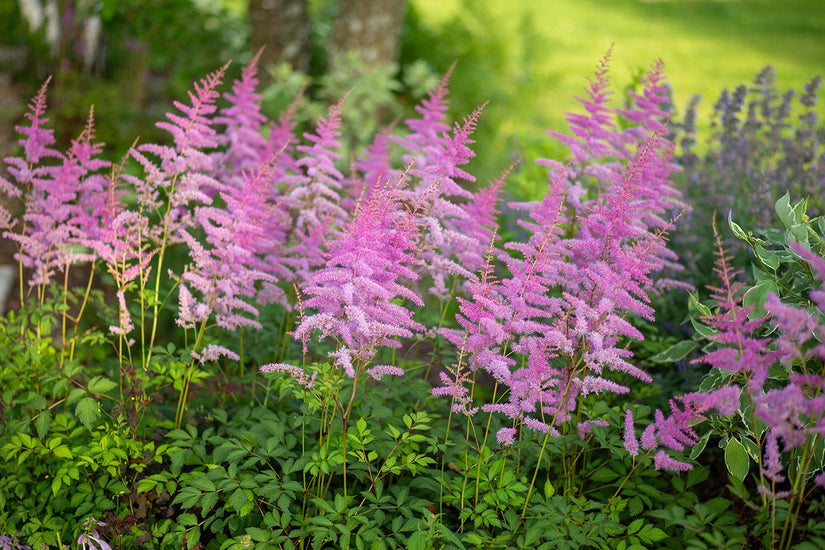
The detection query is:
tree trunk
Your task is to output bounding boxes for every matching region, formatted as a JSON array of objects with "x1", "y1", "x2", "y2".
[
  {"x1": 248, "y1": 0, "x2": 311, "y2": 73},
  {"x1": 329, "y1": 0, "x2": 406, "y2": 68}
]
